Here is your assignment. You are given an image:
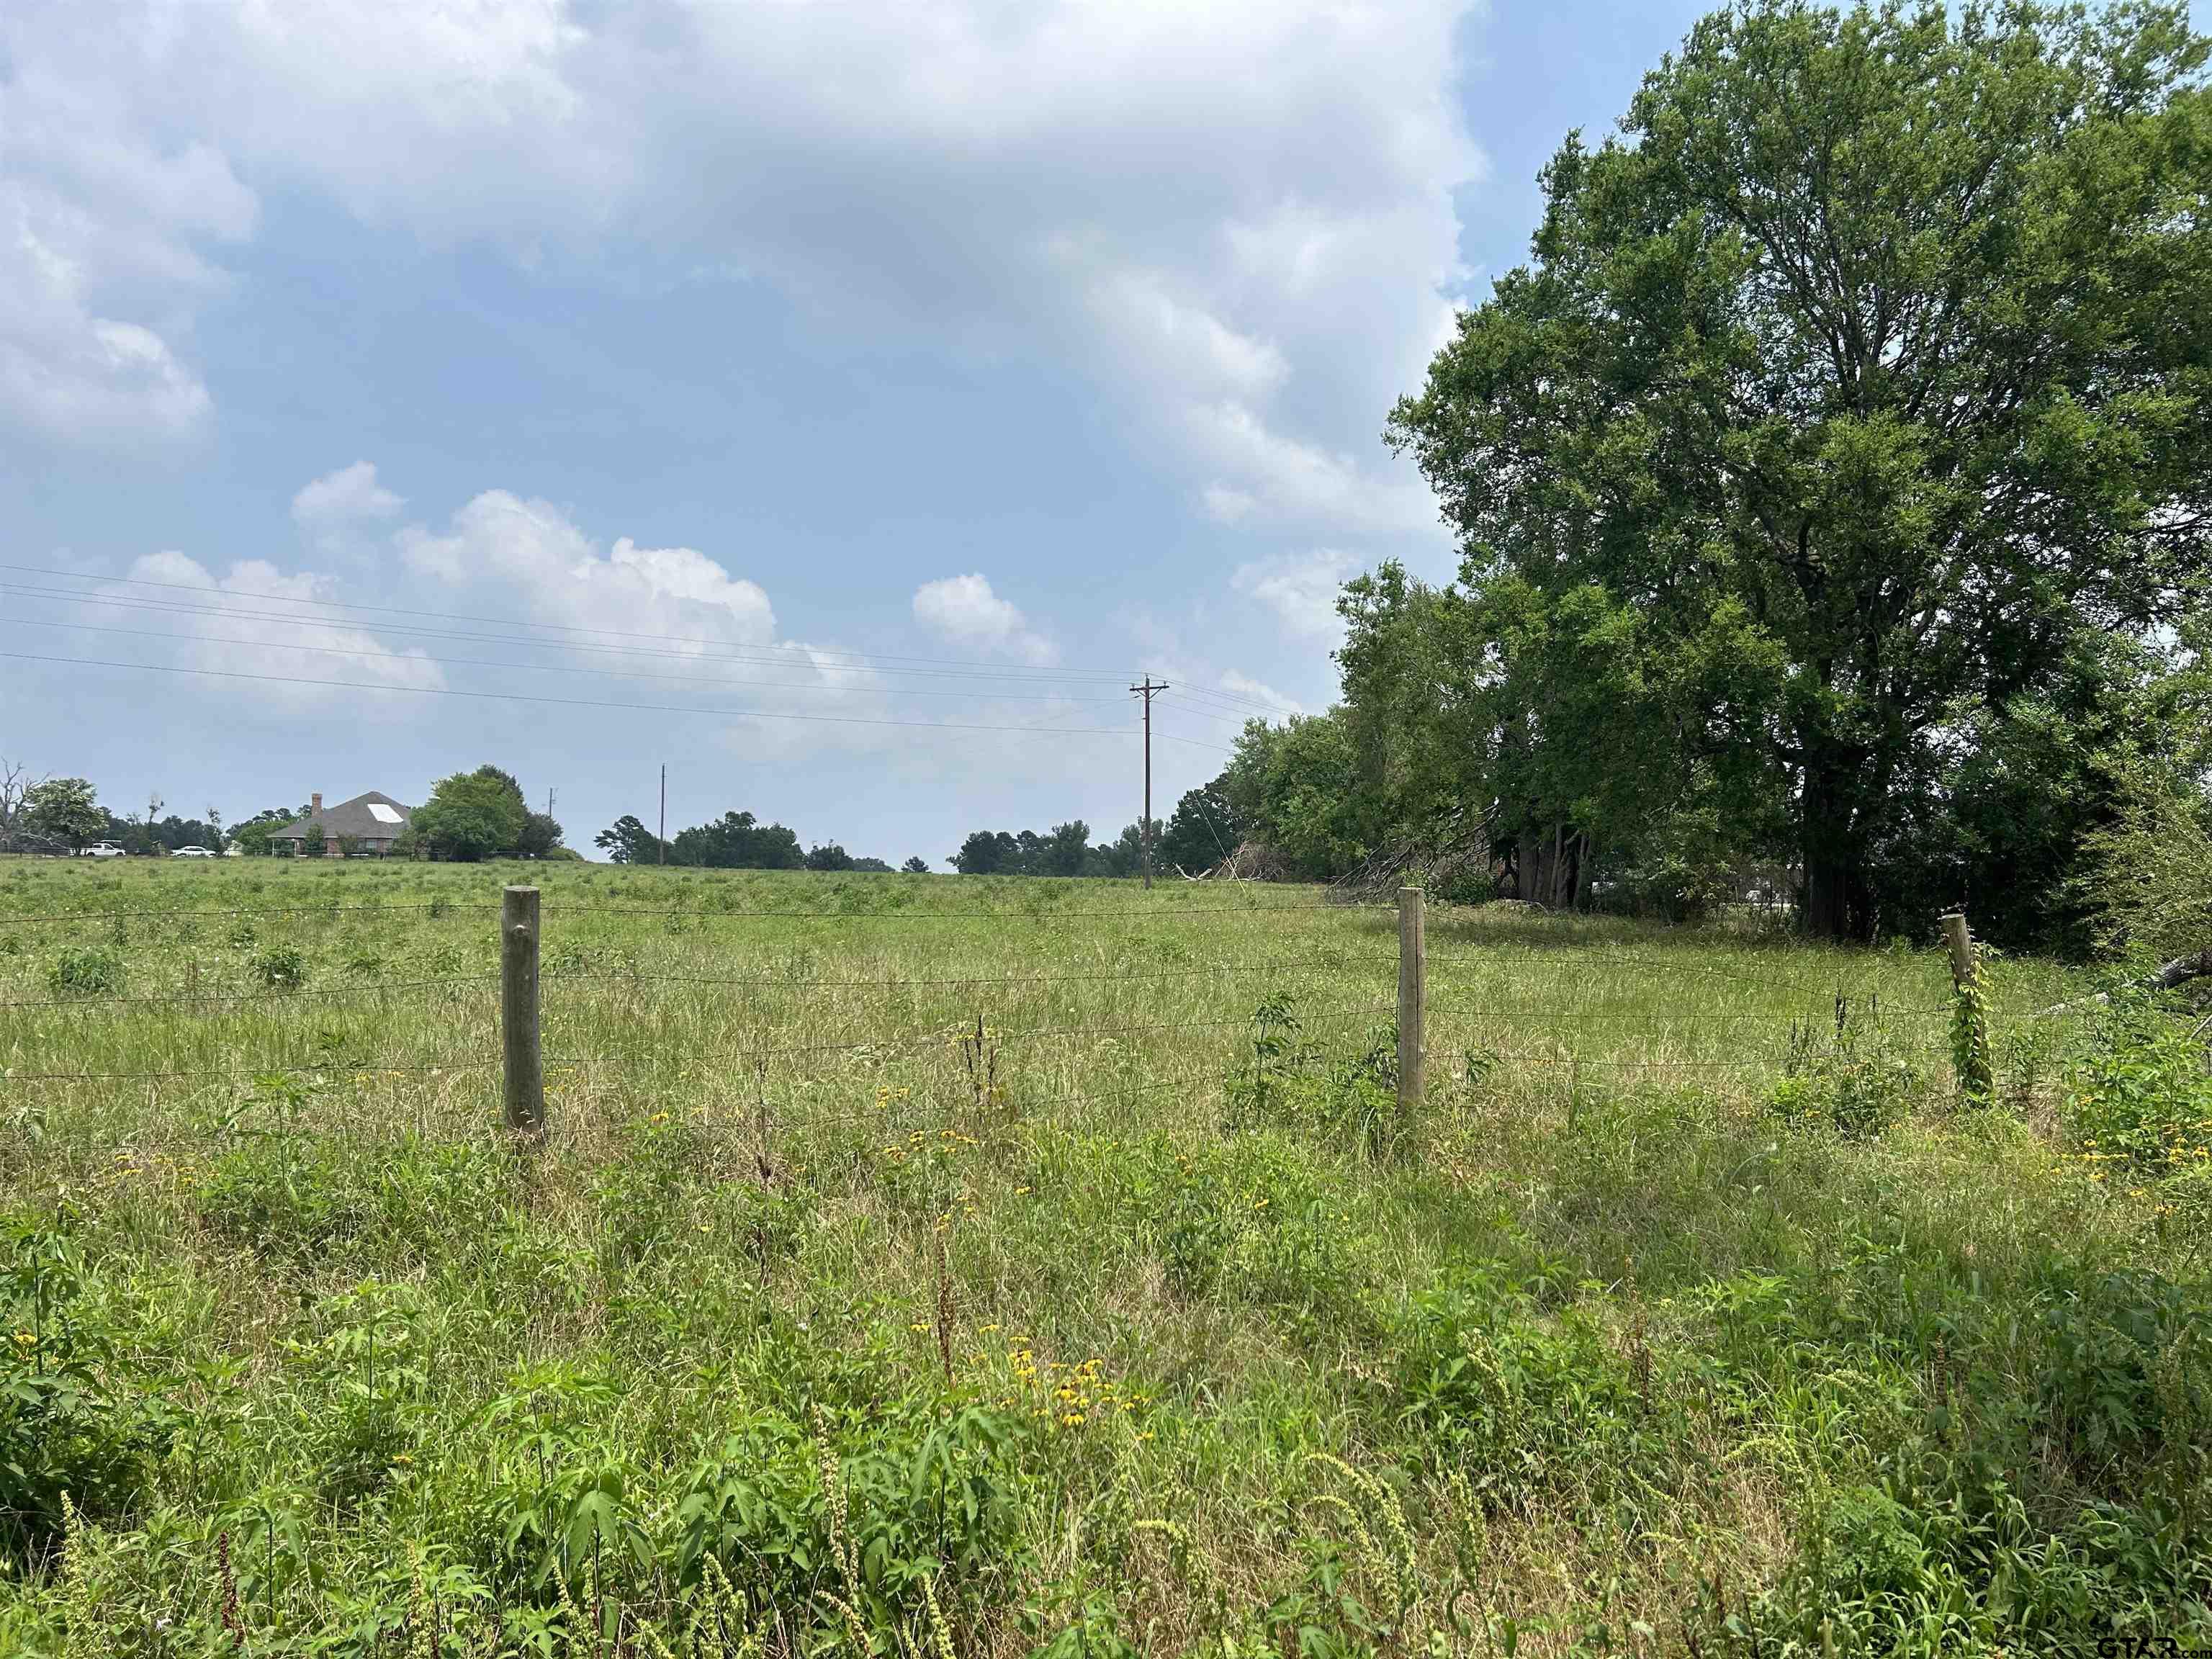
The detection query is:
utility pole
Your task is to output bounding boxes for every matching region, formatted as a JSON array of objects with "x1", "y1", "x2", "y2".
[
  {"x1": 658, "y1": 763, "x2": 667, "y2": 866},
  {"x1": 1129, "y1": 677, "x2": 1169, "y2": 889}
]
